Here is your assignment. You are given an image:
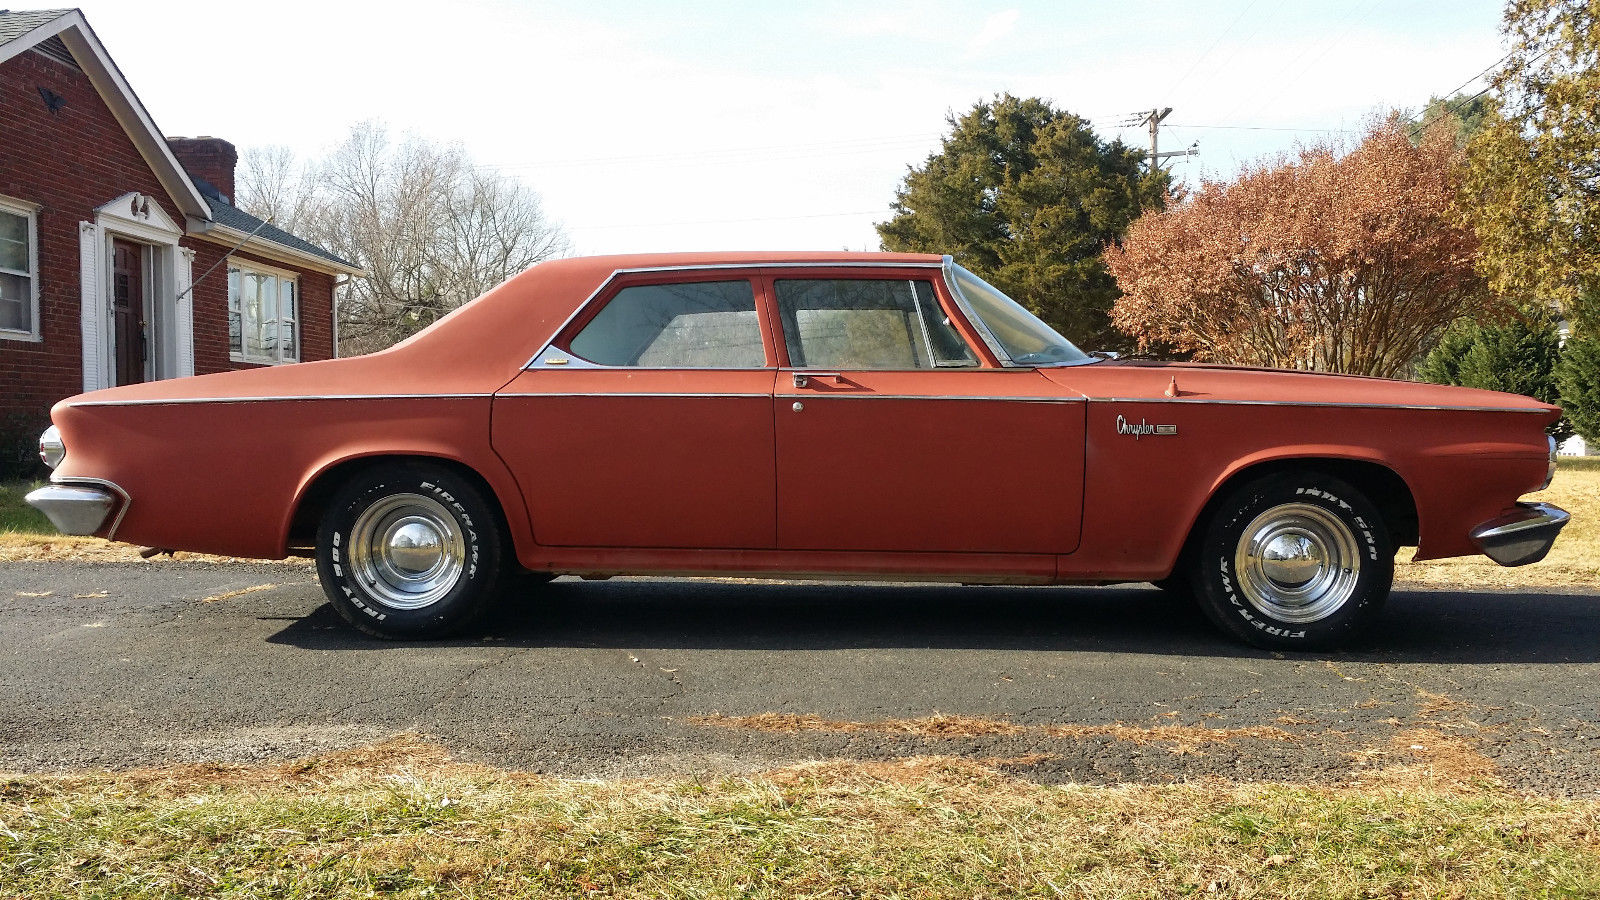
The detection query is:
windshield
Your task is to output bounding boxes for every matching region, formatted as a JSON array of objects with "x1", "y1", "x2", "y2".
[{"x1": 946, "y1": 264, "x2": 1090, "y2": 366}]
